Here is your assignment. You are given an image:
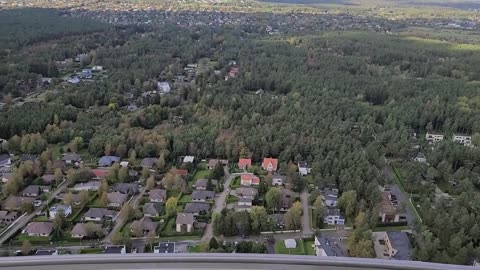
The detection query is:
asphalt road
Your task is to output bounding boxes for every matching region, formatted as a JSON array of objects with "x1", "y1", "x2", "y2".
[{"x1": 300, "y1": 190, "x2": 312, "y2": 237}]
